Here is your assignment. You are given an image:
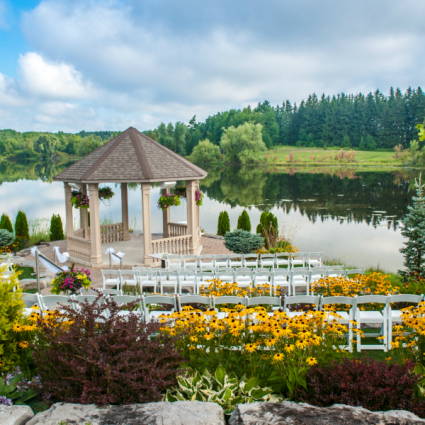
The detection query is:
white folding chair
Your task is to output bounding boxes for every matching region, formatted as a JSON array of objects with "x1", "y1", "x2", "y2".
[
  {"x1": 253, "y1": 268, "x2": 270, "y2": 285},
  {"x1": 387, "y1": 294, "x2": 423, "y2": 349},
  {"x1": 307, "y1": 253, "x2": 322, "y2": 268},
  {"x1": 271, "y1": 269, "x2": 291, "y2": 296},
  {"x1": 290, "y1": 269, "x2": 310, "y2": 295},
  {"x1": 142, "y1": 295, "x2": 177, "y2": 322},
  {"x1": 291, "y1": 253, "x2": 305, "y2": 268},
  {"x1": 321, "y1": 295, "x2": 355, "y2": 352},
  {"x1": 354, "y1": 295, "x2": 389, "y2": 352},
  {"x1": 137, "y1": 269, "x2": 158, "y2": 293},
  {"x1": 178, "y1": 271, "x2": 198, "y2": 294},
  {"x1": 212, "y1": 295, "x2": 248, "y2": 318},
  {"x1": 215, "y1": 268, "x2": 235, "y2": 284},
  {"x1": 119, "y1": 270, "x2": 138, "y2": 288},
  {"x1": 228, "y1": 254, "x2": 244, "y2": 268},
  {"x1": 111, "y1": 295, "x2": 143, "y2": 317},
  {"x1": 243, "y1": 254, "x2": 258, "y2": 268},
  {"x1": 177, "y1": 294, "x2": 212, "y2": 311},
  {"x1": 40, "y1": 295, "x2": 76, "y2": 313},
  {"x1": 259, "y1": 254, "x2": 275, "y2": 268},
  {"x1": 283, "y1": 295, "x2": 320, "y2": 317},
  {"x1": 214, "y1": 255, "x2": 229, "y2": 269},
  {"x1": 199, "y1": 257, "x2": 215, "y2": 271},
  {"x1": 247, "y1": 296, "x2": 281, "y2": 310},
  {"x1": 275, "y1": 253, "x2": 291, "y2": 268},
  {"x1": 101, "y1": 269, "x2": 121, "y2": 290},
  {"x1": 158, "y1": 270, "x2": 178, "y2": 294},
  {"x1": 22, "y1": 293, "x2": 42, "y2": 316},
  {"x1": 183, "y1": 257, "x2": 198, "y2": 270},
  {"x1": 234, "y1": 268, "x2": 253, "y2": 289}
]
